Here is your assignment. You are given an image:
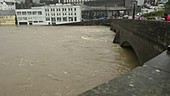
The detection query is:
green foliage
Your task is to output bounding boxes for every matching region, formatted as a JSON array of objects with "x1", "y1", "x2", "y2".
[
  {"x1": 142, "y1": 10, "x2": 165, "y2": 18},
  {"x1": 165, "y1": 0, "x2": 170, "y2": 13},
  {"x1": 166, "y1": 0, "x2": 170, "y2": 5}
]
